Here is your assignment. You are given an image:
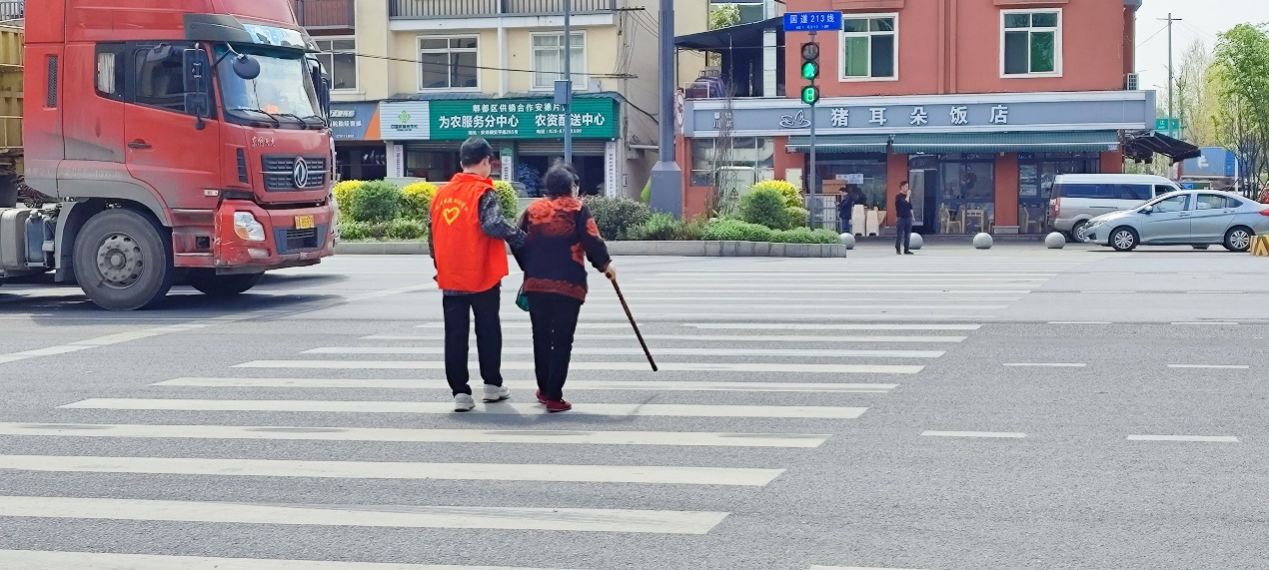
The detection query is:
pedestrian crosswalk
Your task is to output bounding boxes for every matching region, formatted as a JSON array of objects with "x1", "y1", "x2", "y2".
[{"x1": 1, "y1": 263, "x2": 1073, "y2": 567}]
